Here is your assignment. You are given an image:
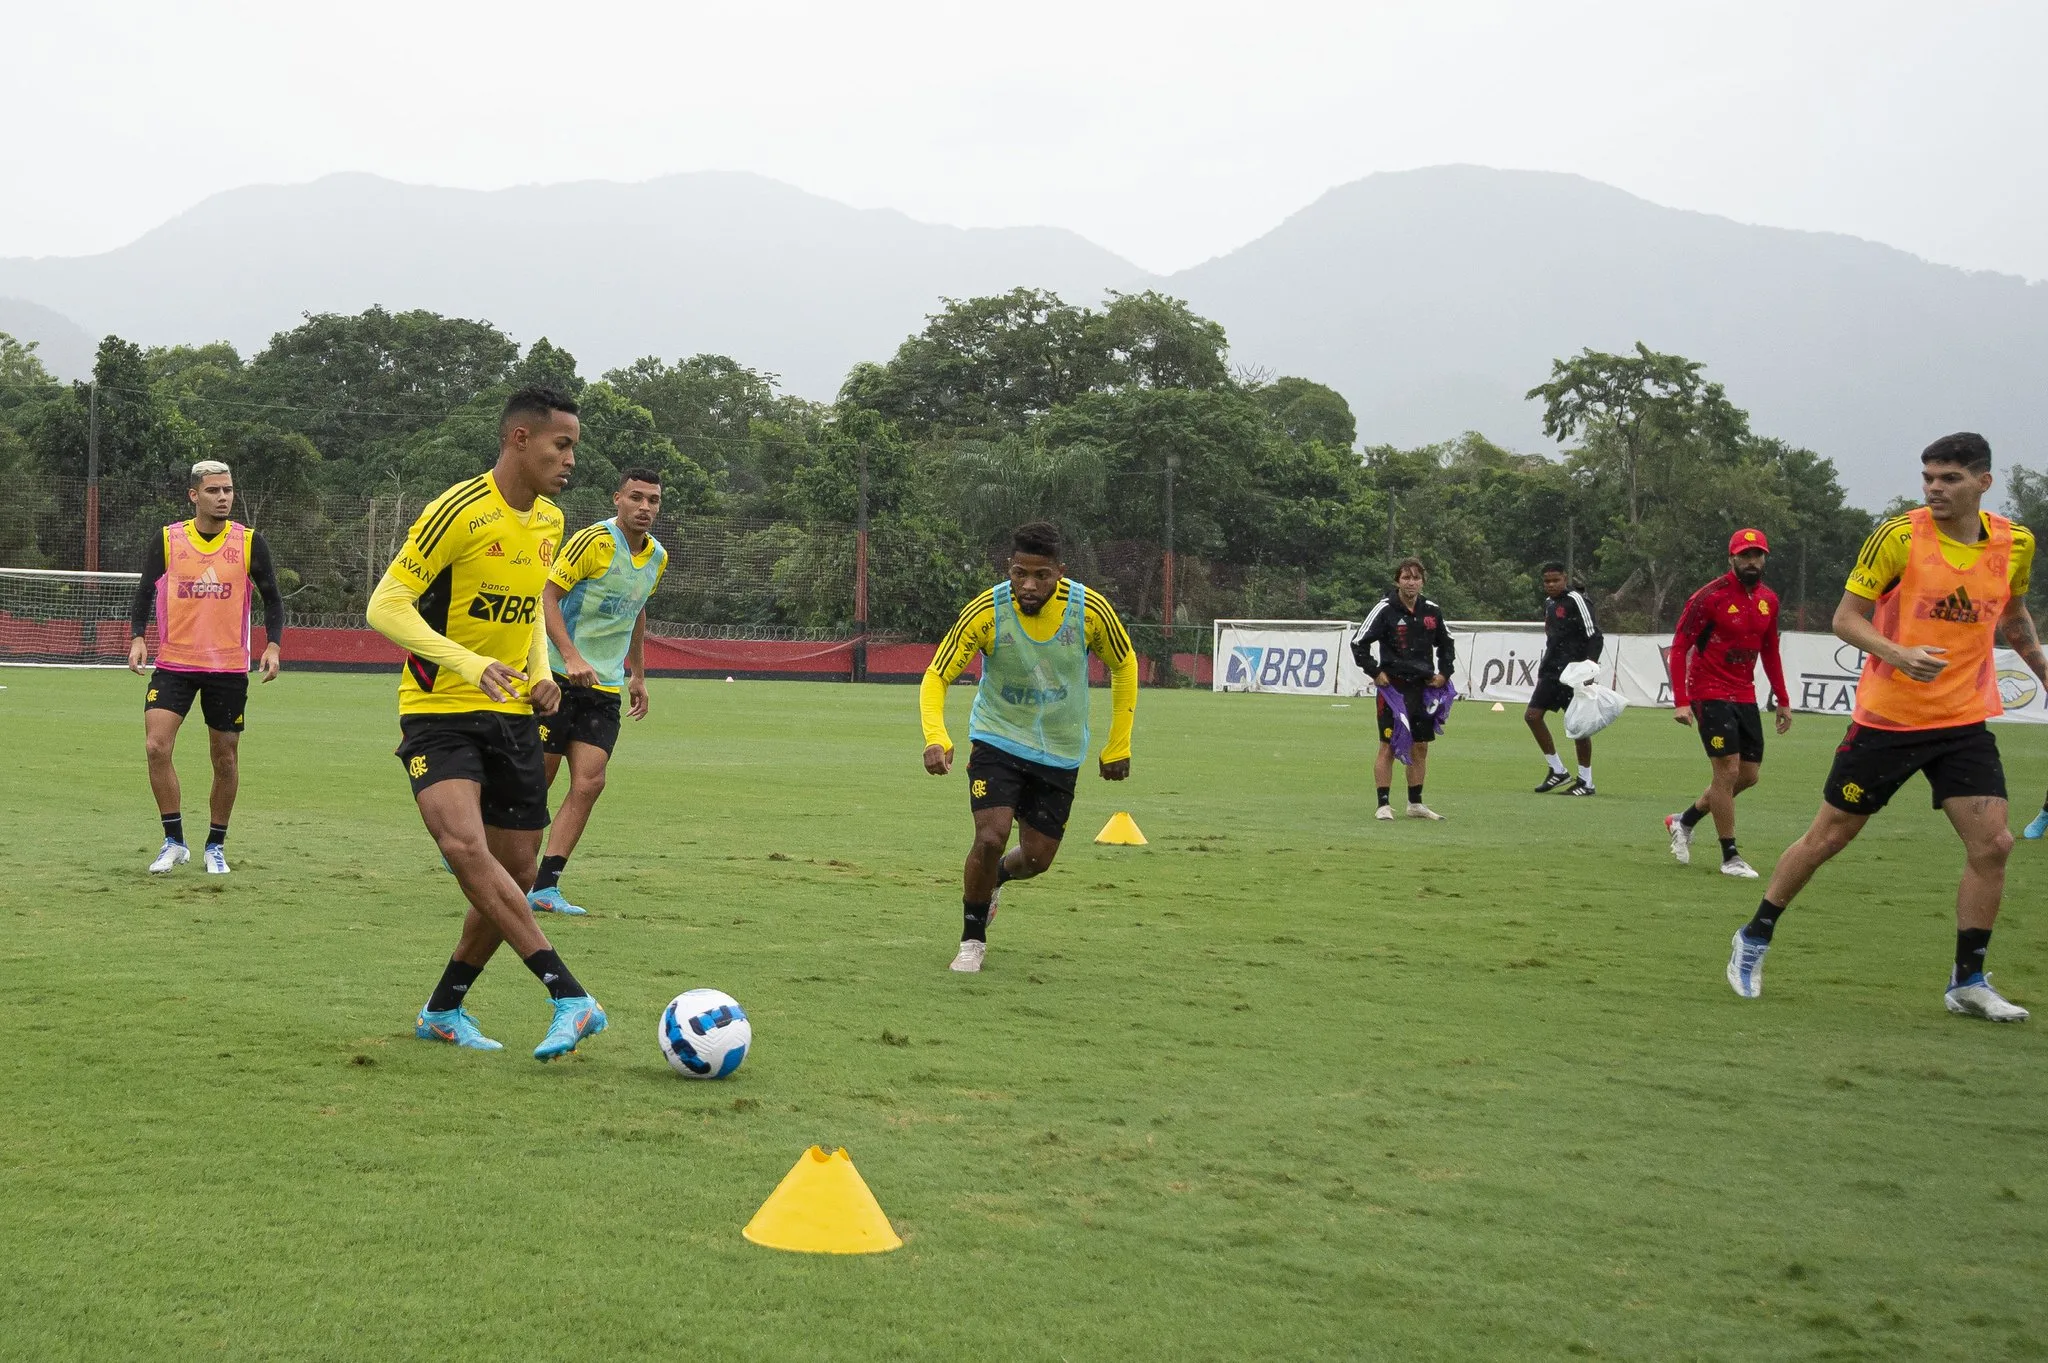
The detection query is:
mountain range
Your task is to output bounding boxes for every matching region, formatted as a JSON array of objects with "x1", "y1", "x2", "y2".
[{"x1": 4, "y1": 166, "x2": 2044, "y2": 505}]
